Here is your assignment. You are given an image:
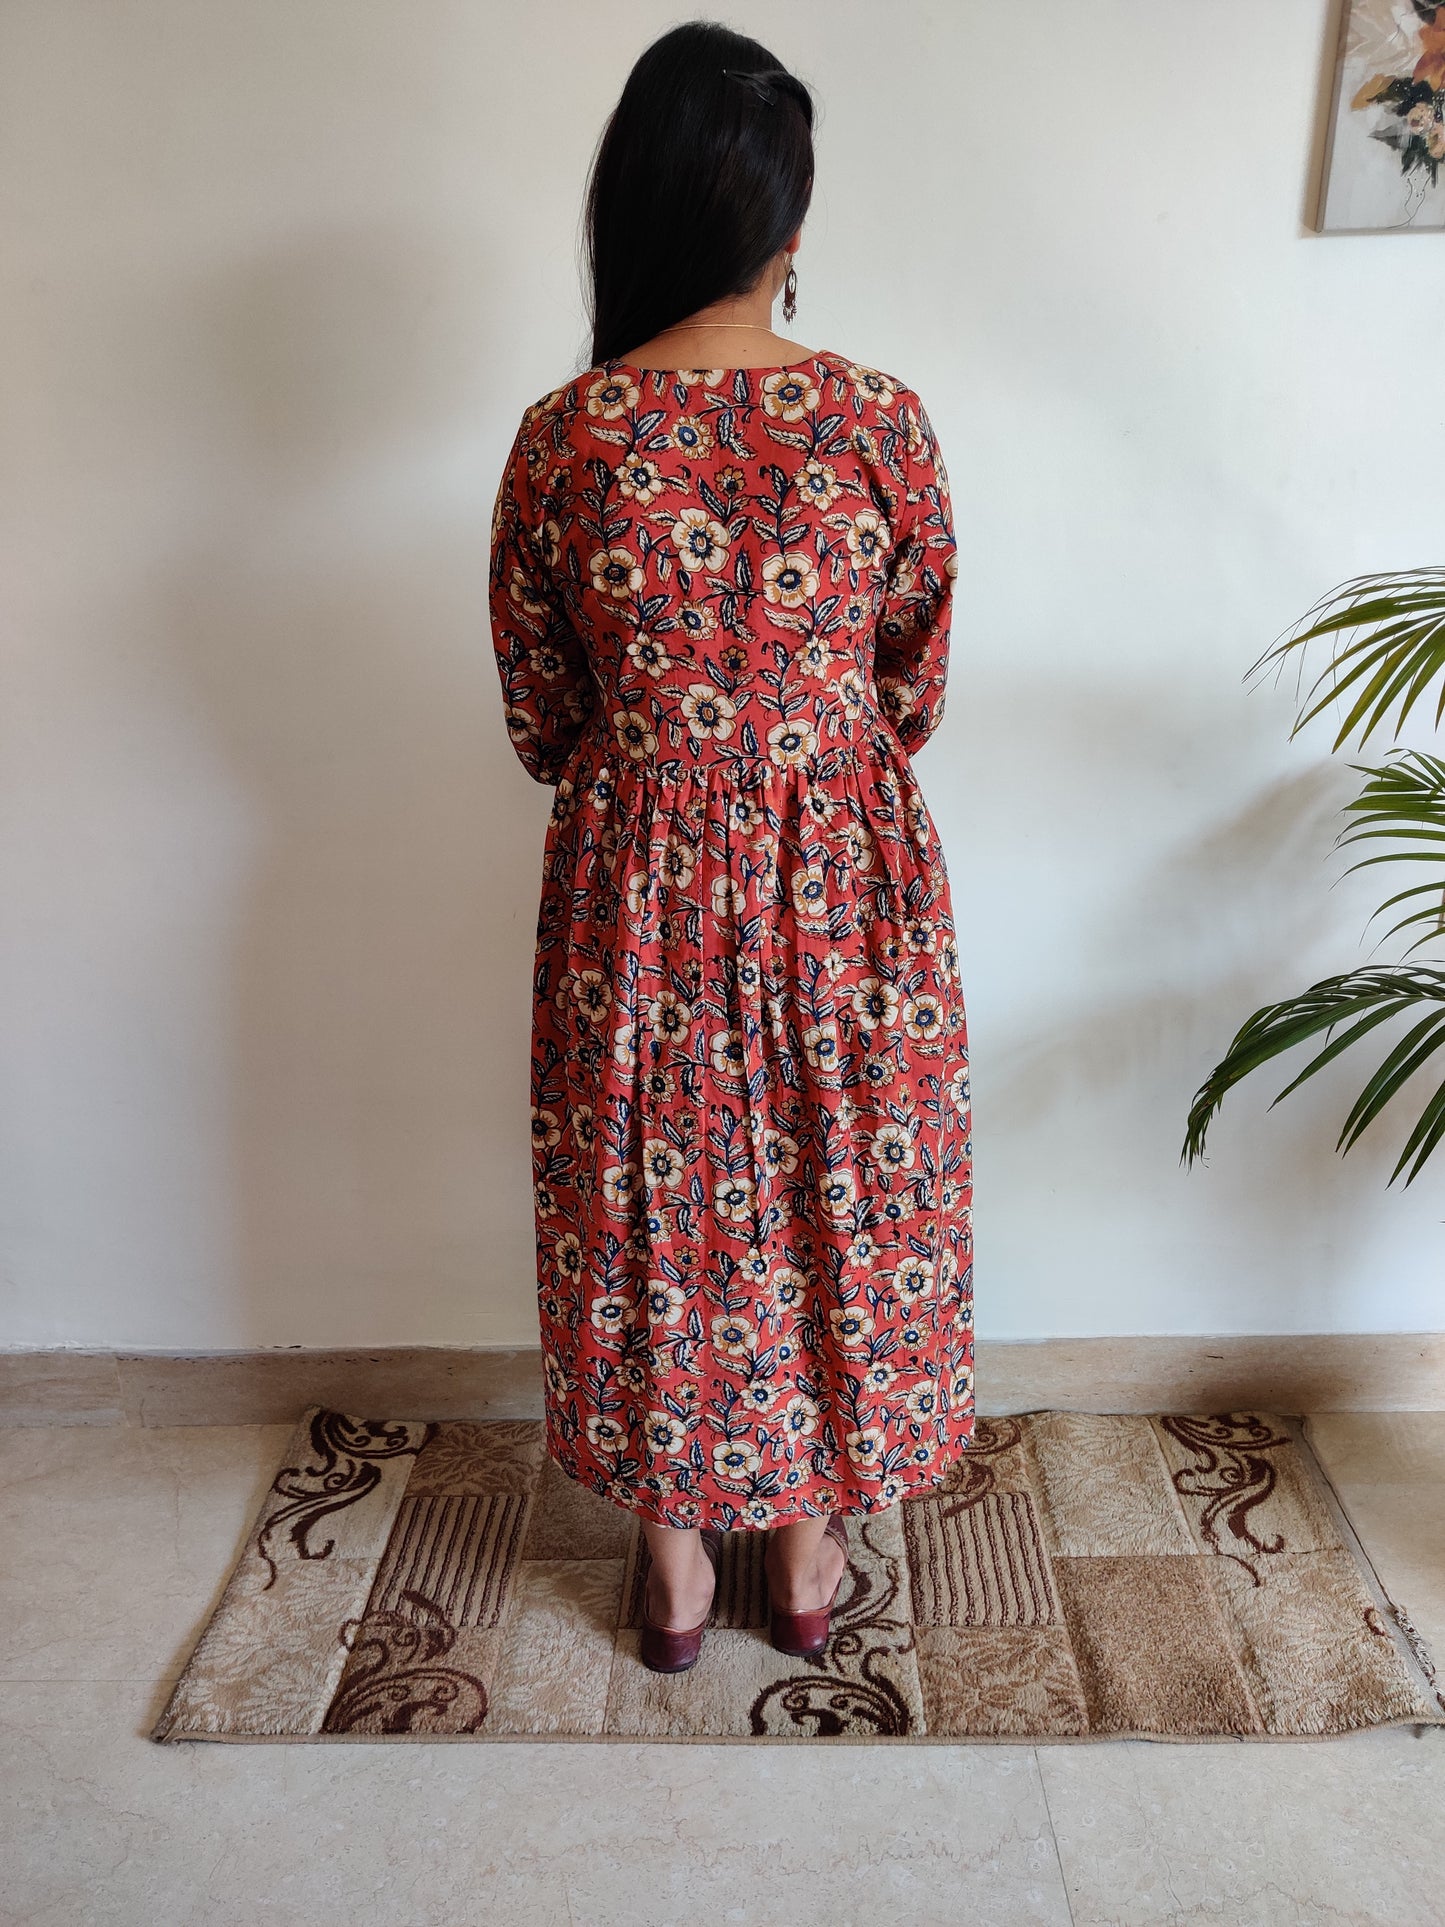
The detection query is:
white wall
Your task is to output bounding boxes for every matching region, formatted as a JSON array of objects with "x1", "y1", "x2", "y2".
[{"x1": 3, "y1": 0, "x2": 1443, "y2": 1351}]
